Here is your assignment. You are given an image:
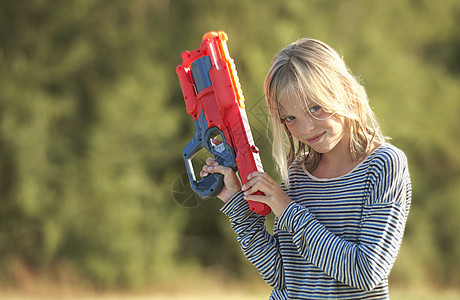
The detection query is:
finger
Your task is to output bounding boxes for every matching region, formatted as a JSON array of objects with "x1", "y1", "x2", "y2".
[
  {"x1": 241, "y1": 176, "x2": 258, "y2": 192},
  {"x1": 201, "y1": 164, "x2": 211, "y2": 176},
  {"x1": 243, "y1": 178, "x2": 265, "y2": 195},
  {"x1": 243, "y1": 194, "x2": 266, "y2": 203},
  {"x1": 247, "y1": 171, "x2": 264, "y2": 180},
  {"x1": 205, "y1": 157, "x2": 214, "y2": 166},
  {"x1": 248, "y1": 172, "x2": 277, "y2": 189},
  {"x1": 210, "y1": 164, "x2": 234, "y2": 176},
  {"x1": 201, "y1": 163, "x2": 230, "y2": 176},
  {"x1": 205, "y1": 157, "x2": 218, "y2": 166},
  {"x1": 211, "y1": 138, "x2": 222, "y2": 145},
  {"x1": 202, "y1": 163, "x2": 213, "y2": 172},
  {"x1": 242, "y1": 173, "x2": 269, "y2": 190}
]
